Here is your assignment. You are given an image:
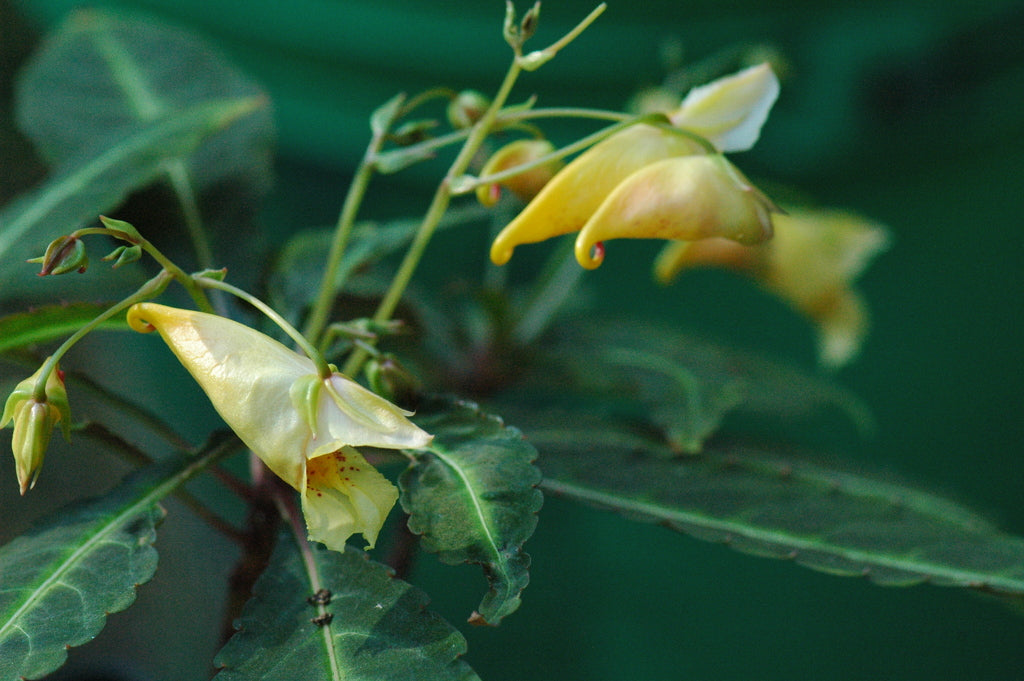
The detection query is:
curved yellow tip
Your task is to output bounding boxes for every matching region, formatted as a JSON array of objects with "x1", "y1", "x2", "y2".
[
  {"x1": 574, "y1": 238, "x2": 604, "y2": 269},
  {"x1": 489, "y1": 230, "x2": 516, "y2": 266},
  {"x1": 126, "y1": 303, "x2": 159, "y2": 333}
]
